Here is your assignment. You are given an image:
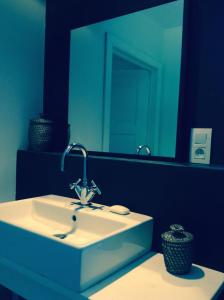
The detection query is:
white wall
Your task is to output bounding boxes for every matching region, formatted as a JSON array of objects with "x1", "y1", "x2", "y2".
[{"x1": 0, "y1": 0, "x2": 45, "y2": 202}]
